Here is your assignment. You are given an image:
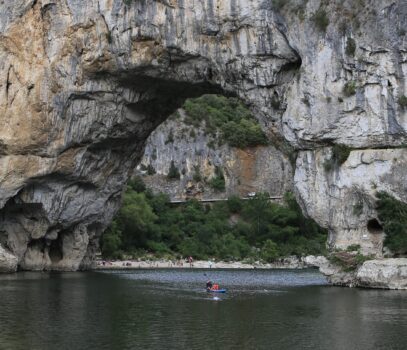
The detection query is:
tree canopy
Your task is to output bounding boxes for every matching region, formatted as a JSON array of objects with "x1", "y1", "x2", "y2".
[{"x1": 101, "y1": 177, "x2": 327, "y2": 261}]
